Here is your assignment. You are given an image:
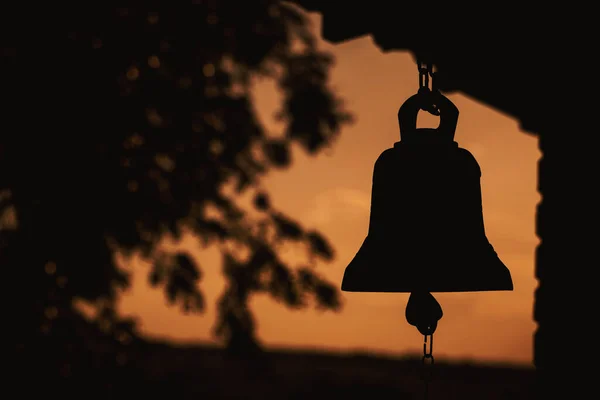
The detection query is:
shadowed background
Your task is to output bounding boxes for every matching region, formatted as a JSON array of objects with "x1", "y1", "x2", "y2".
[{"x1": 119, "y1": 13, "x2": 540, "y2": 367}]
